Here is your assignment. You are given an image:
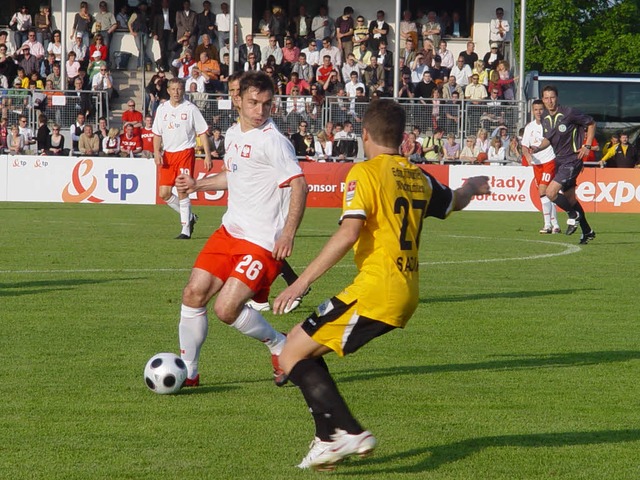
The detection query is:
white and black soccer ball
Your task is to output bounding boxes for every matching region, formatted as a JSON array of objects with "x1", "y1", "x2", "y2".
[{"x1": 144, "y1": 353, "x2": 188, "y2": 395}]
